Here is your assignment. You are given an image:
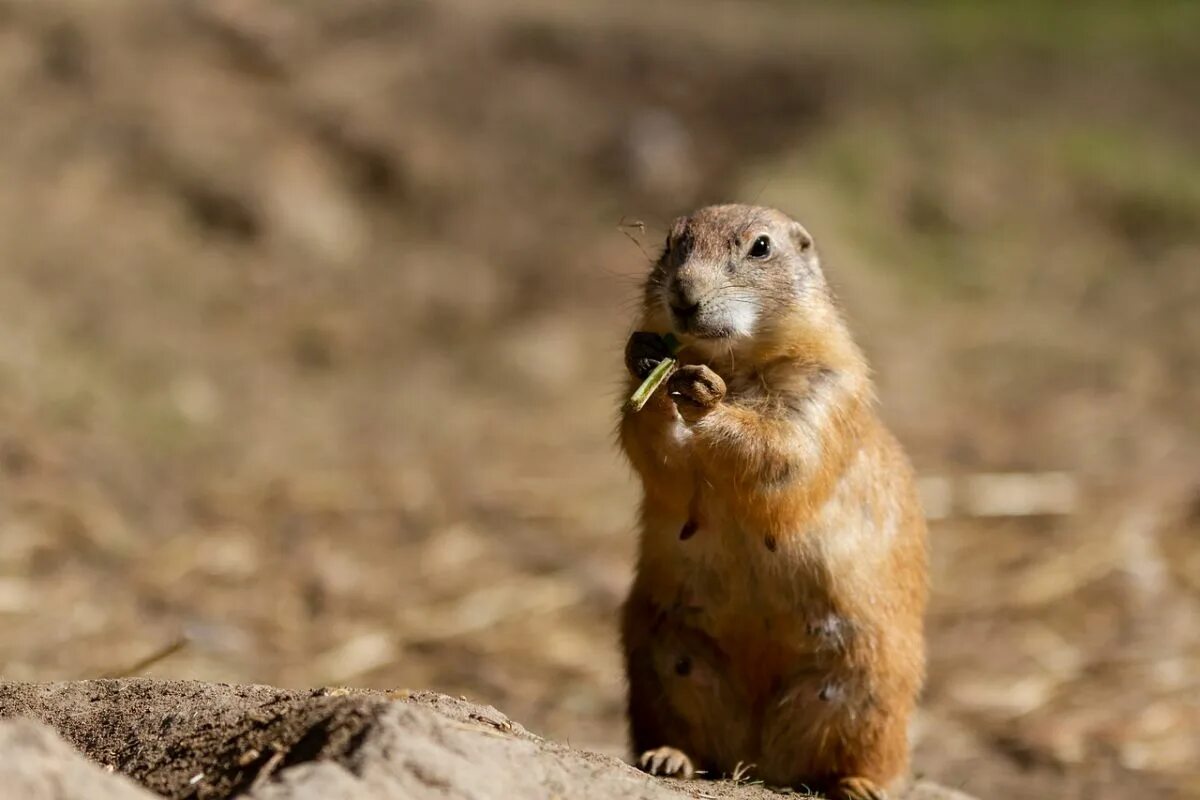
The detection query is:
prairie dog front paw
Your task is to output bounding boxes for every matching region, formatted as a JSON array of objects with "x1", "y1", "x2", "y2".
[{"x1": 667, "y1": 364, "x2": 726, "y2": 421}]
